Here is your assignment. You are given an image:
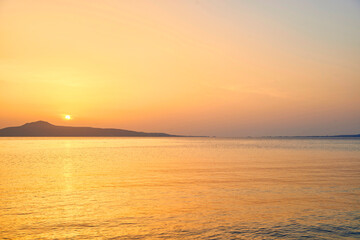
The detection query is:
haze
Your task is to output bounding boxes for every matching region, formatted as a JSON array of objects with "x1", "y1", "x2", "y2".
[{"x1": 1, "y1": 0, "x2": 359, "y2": 137}]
